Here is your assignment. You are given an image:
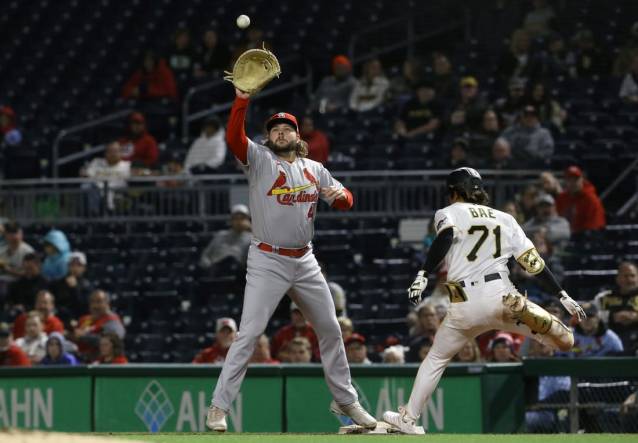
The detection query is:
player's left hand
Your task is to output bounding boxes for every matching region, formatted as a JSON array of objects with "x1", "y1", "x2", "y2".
[
  {"x1": 559, "y1": 291, "x2": 586, "y2": 322},
  {"x1": 321, "y1": 186, "x2": 345, "y2": 201},
  {"x1": 408, "y1": 270, "x2": 428, "y2": 306}
]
